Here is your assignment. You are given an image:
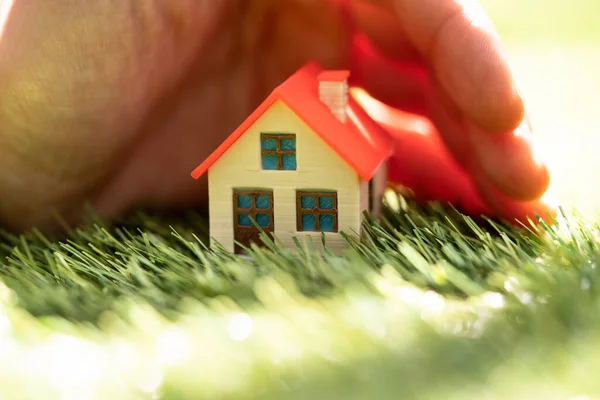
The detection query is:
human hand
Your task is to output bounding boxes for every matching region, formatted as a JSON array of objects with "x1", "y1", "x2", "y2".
[
  {"x1": 345, "y1": 0, "x2": 552, "y2": 223},
  {"x1": 0, "y1": 0, "x2": 551, "y2": 231}
]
